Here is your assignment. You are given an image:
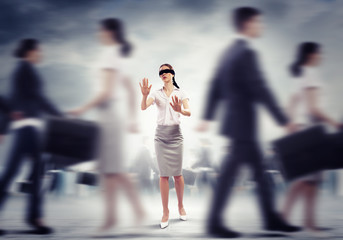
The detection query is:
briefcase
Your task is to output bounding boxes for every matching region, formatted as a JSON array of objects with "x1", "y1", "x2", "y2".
[
  {"x1": 76, "y1": 172, "x2": 99, "y2": 186},
  {"x1": 48, "y1": 155, "x2": 92, "y2": 168},
  {"x1": 326, "y1": 131, "x2": 343, "y2": 169},
  {"x1": 273, "y1": 125, "x2": 329, "y2": 181},
  {"x1": 169, "y1": 177, "x2": 175, "y2": 189},
  {"x1": 182, "y1": 169, "x2": 197, "y2": 186},
  {"x1": 17, "y1": 181, "x2": 32, "y2": 194},
  {"x1": 44, "y1": 117, "x2": 100, "y2": 162}
]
